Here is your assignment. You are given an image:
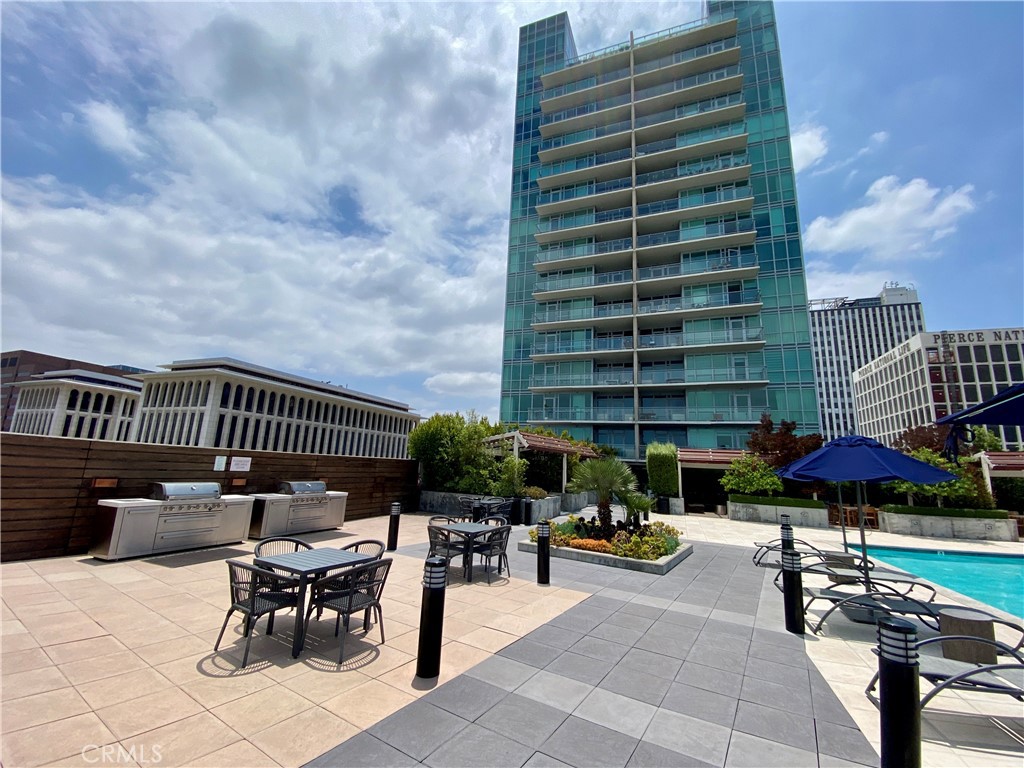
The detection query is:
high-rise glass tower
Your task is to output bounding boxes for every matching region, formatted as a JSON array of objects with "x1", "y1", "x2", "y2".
[{"x1": 500, "y1": 1, "x2": 818, "y2": 460}]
